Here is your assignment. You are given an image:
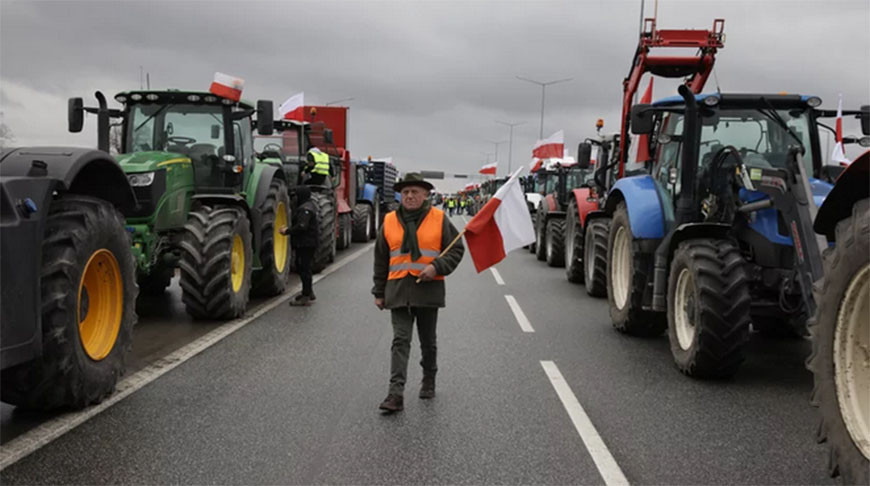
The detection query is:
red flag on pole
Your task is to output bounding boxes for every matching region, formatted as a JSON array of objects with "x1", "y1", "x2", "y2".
[
  {"x1": 831, "y1": 94, "x2": 850, "y2": 166},
  {"x1": 479, "y1": 162, "x2": 497, "y2": 175}
]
